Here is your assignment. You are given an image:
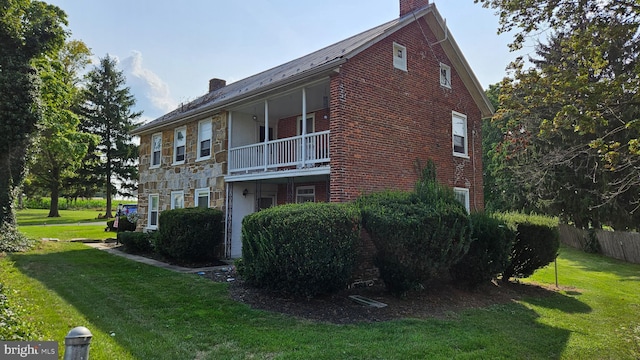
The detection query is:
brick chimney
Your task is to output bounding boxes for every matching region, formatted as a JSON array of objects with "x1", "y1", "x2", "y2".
[
  {"x1": 209, "y1": 78, "x2": 226, "y2": 92},
  {"x1": 400, "y1": 0, "x2": 429, "y2": 17}
]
